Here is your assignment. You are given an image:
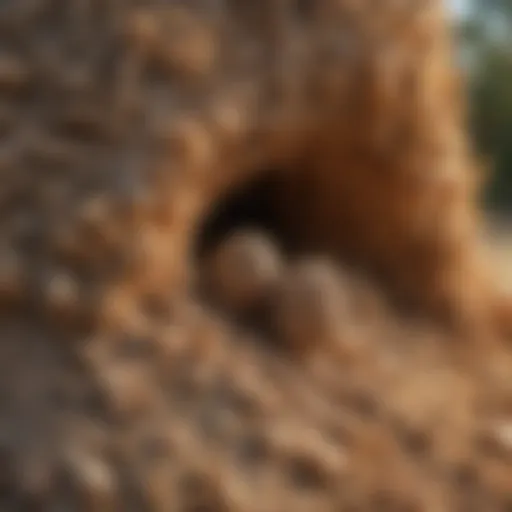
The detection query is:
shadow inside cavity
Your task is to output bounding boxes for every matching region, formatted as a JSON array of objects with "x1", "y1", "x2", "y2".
[{"x1": 194, "y1": 170, "x2": 291, "y2": 261}]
